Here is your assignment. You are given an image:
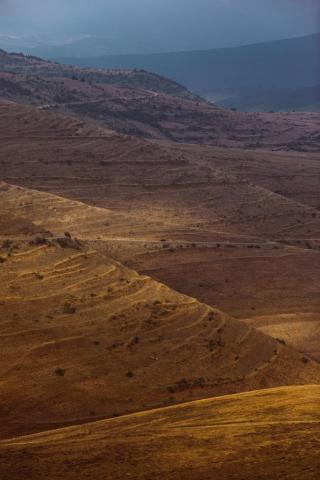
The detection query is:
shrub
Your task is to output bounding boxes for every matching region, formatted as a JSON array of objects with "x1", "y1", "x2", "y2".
[
  {"x1": 62, "y1": 302, "x2": 76, "y2": 314},
  {"x1": 1, "y1": 240, "x2": 12, "y2": 249},
  {"x1": 29, "y1": 236, "x2": 49, "y2": 246},
  {"x1": 55, "y1": 368, "x2": 65, "y2": 377}
]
